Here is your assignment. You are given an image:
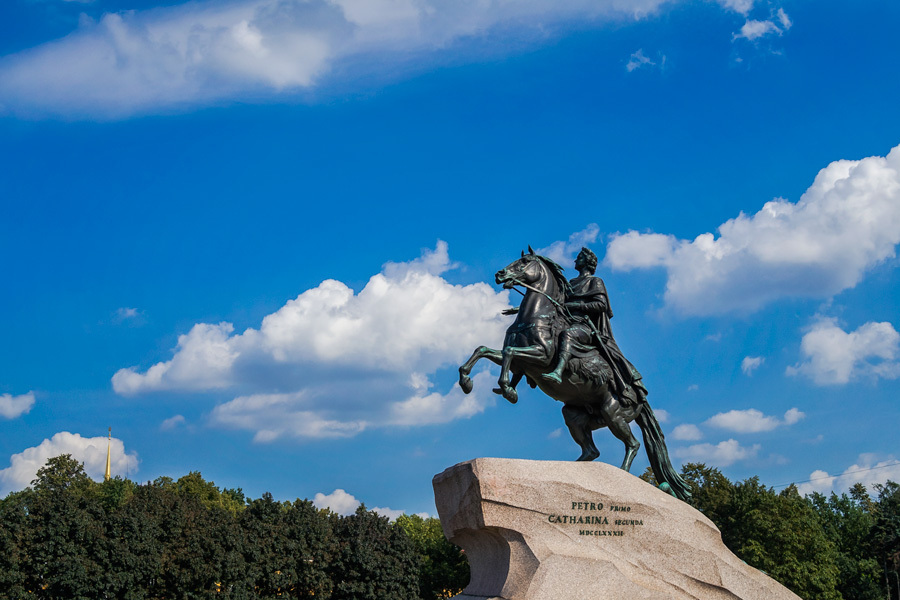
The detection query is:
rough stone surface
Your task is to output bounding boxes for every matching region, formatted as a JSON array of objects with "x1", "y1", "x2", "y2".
[{"x1": 433, "y1": 458, "x2": 801, "y2": 600}]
